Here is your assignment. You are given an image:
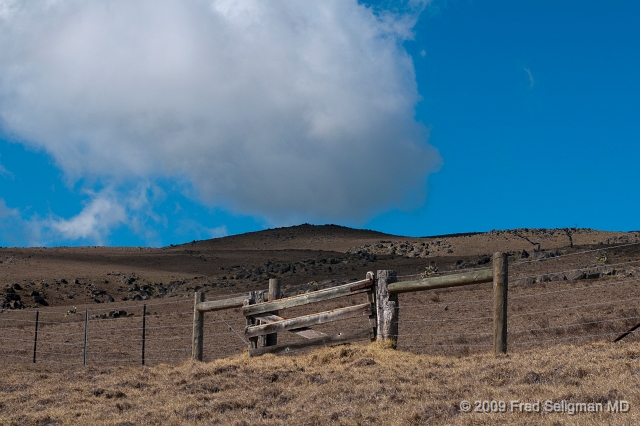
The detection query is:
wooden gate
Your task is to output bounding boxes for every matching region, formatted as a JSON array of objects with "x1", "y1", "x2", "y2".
[{"x1": 243, "y1": 272, "x2": 376, "y2": 356}]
